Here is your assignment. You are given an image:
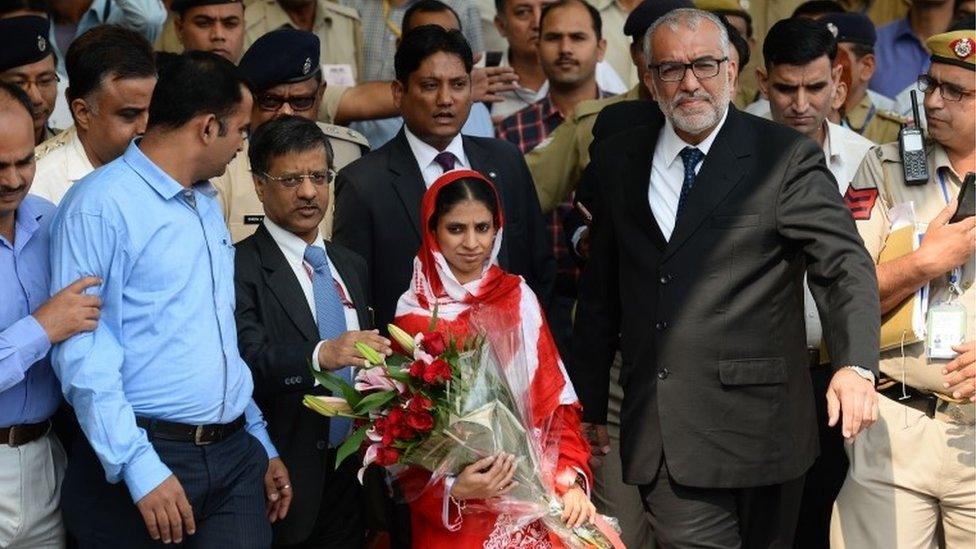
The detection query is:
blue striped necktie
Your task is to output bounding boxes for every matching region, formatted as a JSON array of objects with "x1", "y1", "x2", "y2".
[
  {"x1": 303, "y1": 245, "x2": 352, "y2": 447},
  {"x1": 676, "y1": 147, "x2": 704, "y2": 222}
]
